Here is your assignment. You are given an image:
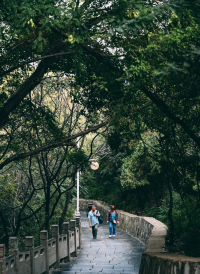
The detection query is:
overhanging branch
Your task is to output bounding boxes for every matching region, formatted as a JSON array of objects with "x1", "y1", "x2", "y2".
[
  {"x1": 141, "y1": 86, "x2": 200, "y2": 148},
  {"x1": 0, "y1": 51, "x2": 73, "y2": 78},
  {"x1": 0, "y1": 120, "x2": 109, "y2": 170}
]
